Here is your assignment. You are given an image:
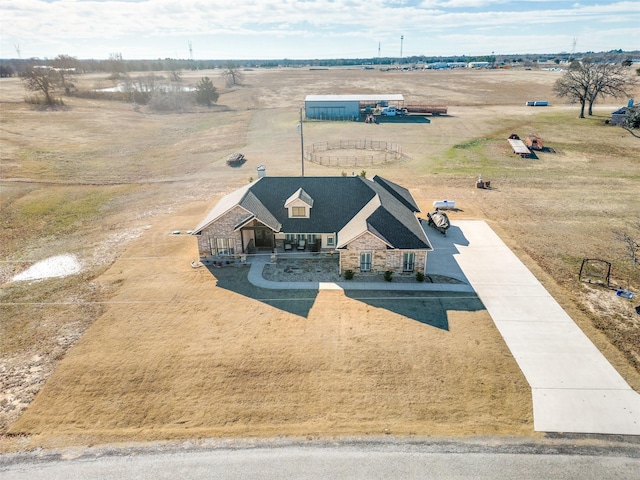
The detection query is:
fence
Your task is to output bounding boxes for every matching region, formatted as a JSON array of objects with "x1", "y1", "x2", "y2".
[{"x1": 305, "y1": 139, "x2": 410, "y2": 167}]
